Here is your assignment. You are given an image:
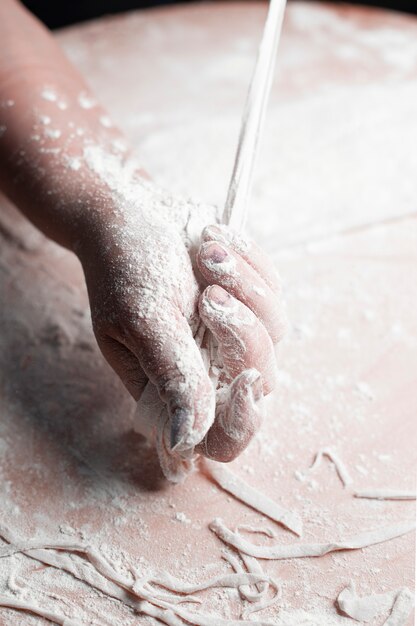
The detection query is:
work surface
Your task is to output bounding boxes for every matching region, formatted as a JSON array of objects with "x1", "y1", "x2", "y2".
[{"x1": 0, "y1": 2, "x2": 416, "y2": 624}]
